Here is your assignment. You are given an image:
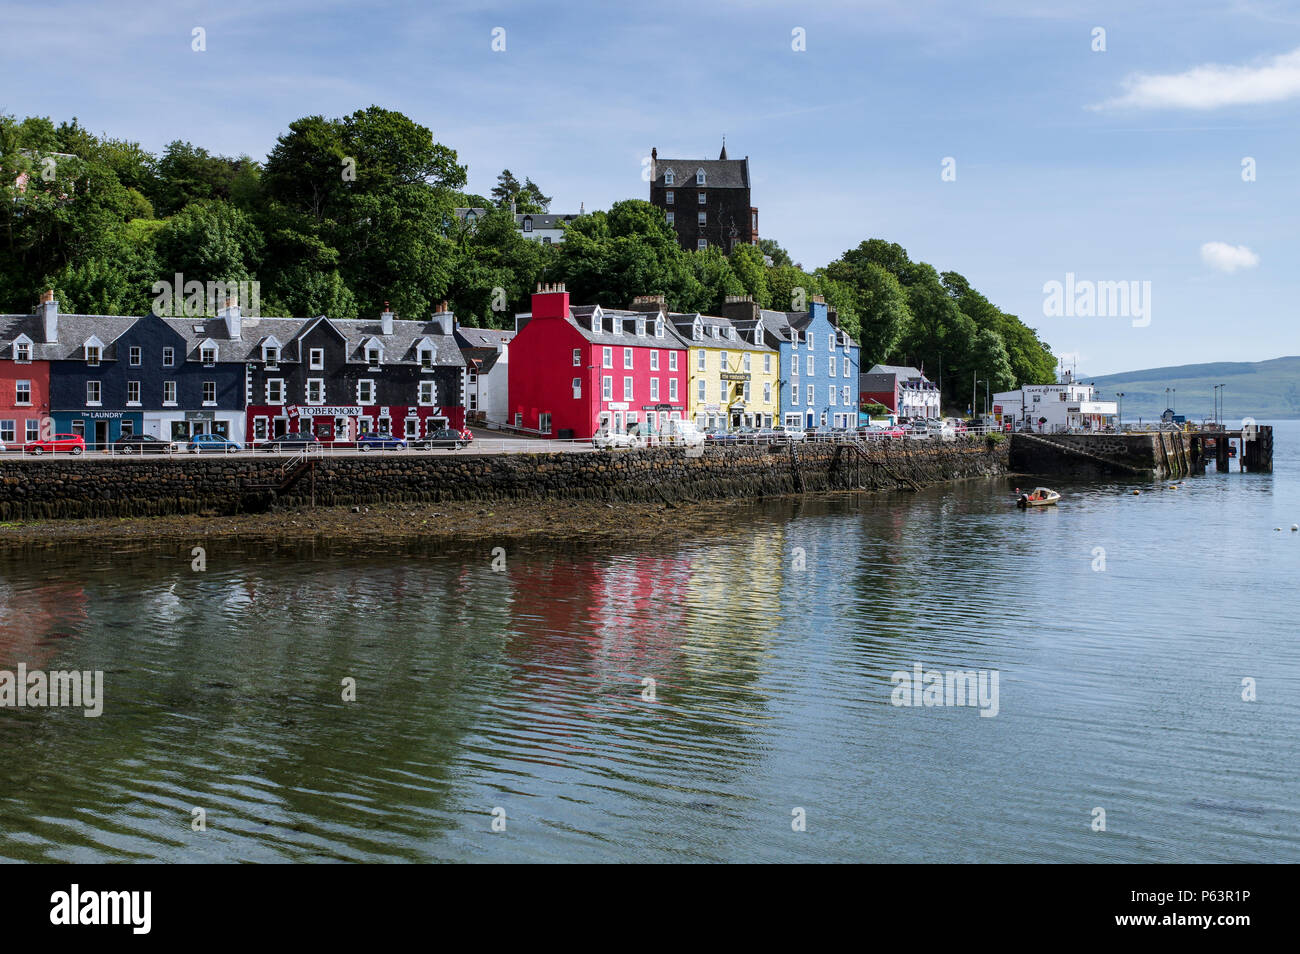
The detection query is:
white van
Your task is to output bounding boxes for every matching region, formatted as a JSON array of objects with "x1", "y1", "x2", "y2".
[{"x1": 660, "y1": 419, "x2": 705, "y2": 447}]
